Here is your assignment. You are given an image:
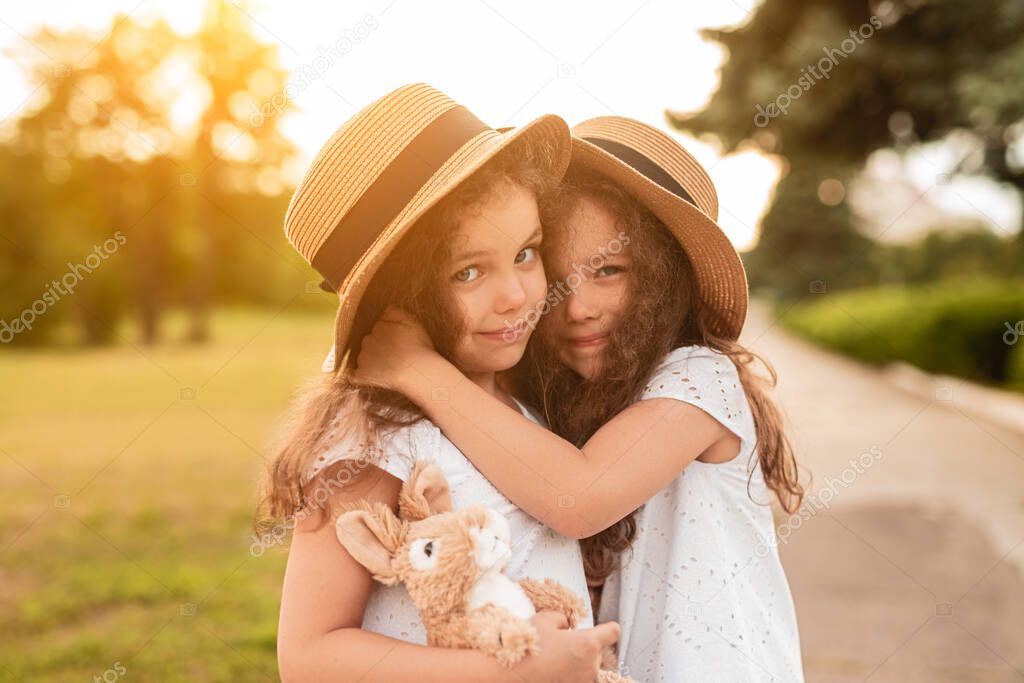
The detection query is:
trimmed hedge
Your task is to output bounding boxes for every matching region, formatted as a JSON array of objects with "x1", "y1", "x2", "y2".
[{"x1": 778, "y1": 278, "x2": 1024, "y2": 391}]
